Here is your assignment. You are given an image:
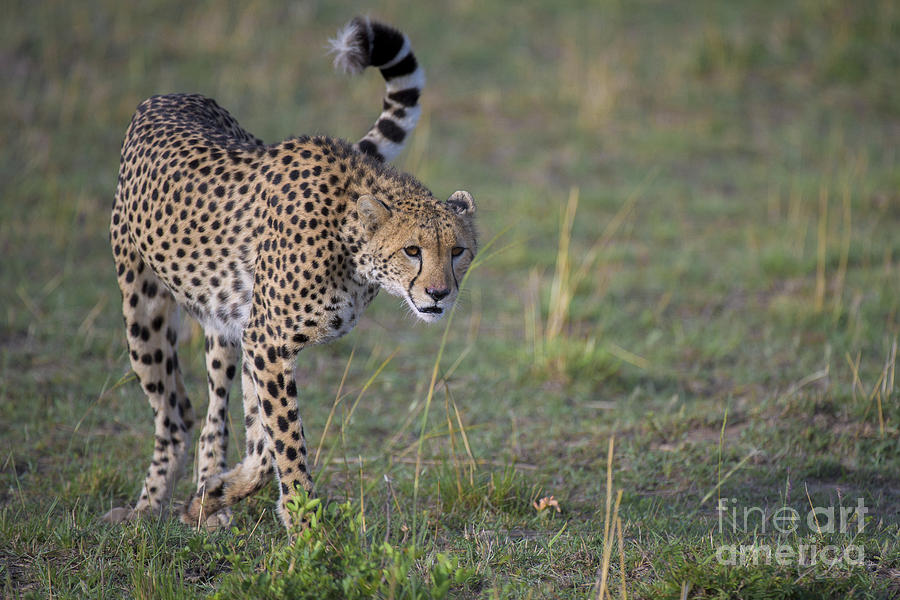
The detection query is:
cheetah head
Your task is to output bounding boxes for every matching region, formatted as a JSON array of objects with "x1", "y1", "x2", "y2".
[{"x1": 356, "y1": 191, "x2": 477, "y2": 323}]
